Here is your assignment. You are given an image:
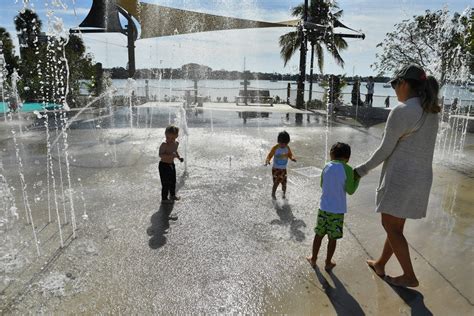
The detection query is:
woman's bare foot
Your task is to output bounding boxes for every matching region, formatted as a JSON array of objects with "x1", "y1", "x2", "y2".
[
  {"x1": 325, "y1": 261, "x2": 336, "y2": 271},
  {"x1": 306, "y1": 256, "x2": 316, "y2": 268},
  {"x1": 385, "y1": 275, "x2": 419, "y2": 288},
  {"x1": 367, "y1": 259, "x2": 385, "y2": 277}
]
